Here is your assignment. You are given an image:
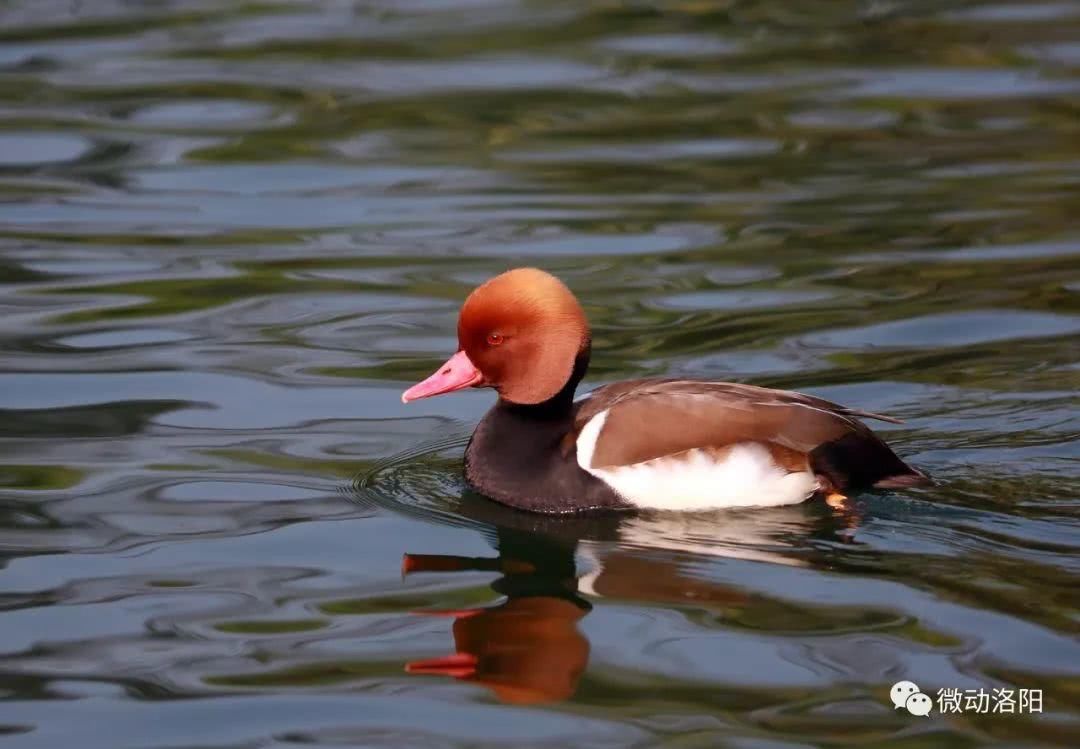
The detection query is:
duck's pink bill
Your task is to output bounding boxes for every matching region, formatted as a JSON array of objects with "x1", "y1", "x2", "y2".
[
  {"x1": 401, "y1": 350, "x2": 483, "y2": 403},
  {"x1": 405, "y1": 653, "x2": 478, "y2": 678}
]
